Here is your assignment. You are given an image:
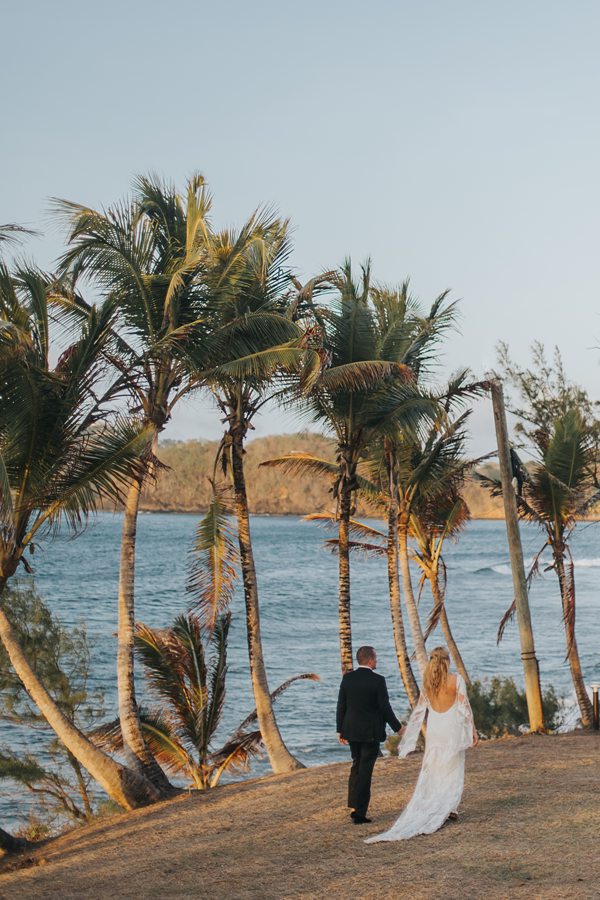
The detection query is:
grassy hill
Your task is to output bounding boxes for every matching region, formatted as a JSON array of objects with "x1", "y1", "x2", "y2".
[
  {"x1": 141, "y1": 432, "x2": 505, "y2": 519},
  {"x1": 1, "y1": 733, "x2": 598, "y2": 898}
]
